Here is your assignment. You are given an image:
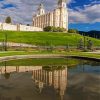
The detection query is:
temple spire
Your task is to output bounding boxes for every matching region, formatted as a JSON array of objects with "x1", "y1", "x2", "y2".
[
  {"x1": 58, "y1": 0, "x2": 66, "y2": 4},
  {"x1": 58, "y1": 0, "x2": 66, "y2": 8},
  {"x1": 38, "y1": 3, "x2": 45, "y2": 15}
]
